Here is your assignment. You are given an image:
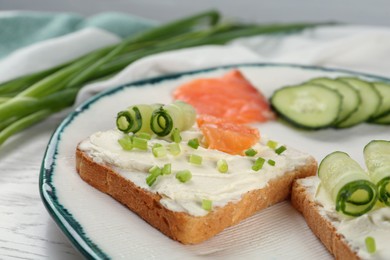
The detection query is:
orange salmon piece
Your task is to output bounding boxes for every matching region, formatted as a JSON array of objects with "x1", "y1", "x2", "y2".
[
  {"x1": 197, "y1": 115, "x2": 260, "y2": 155},
  {"x1": 173, "y1": 70, "x2": 275, "y2": 124}
]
